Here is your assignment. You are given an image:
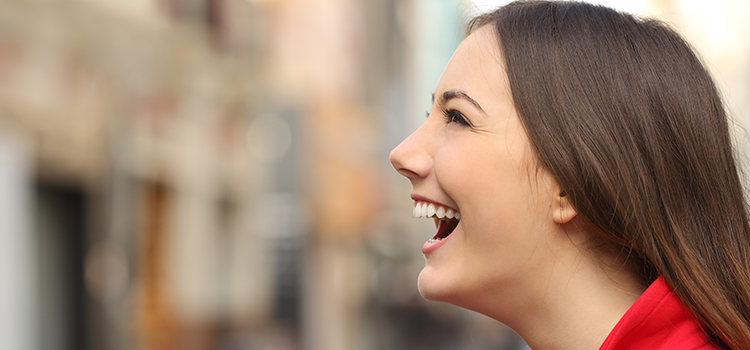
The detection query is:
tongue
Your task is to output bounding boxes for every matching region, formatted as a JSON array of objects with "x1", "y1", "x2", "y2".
[{"x1": 434, "y1": 219, "x2": 459, "y2": 239}]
